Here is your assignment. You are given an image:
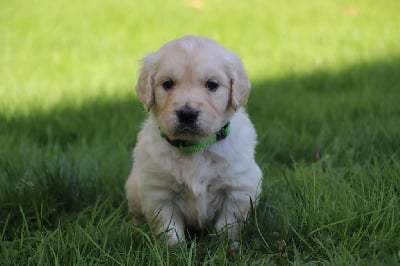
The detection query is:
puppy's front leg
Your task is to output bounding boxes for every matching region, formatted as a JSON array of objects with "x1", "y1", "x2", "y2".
[
  {"x1": 214, "y1": 194, "x2": 252, "y2": 249},
  {"x1": 146, "y1": 201, "x2": 185, "y2": 245}
]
